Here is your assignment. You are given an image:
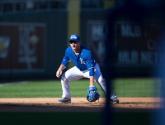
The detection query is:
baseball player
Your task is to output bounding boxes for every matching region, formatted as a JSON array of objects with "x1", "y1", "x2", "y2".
[{"x1": 56, "y1": 34, "x2": 119, "y2": 104}]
